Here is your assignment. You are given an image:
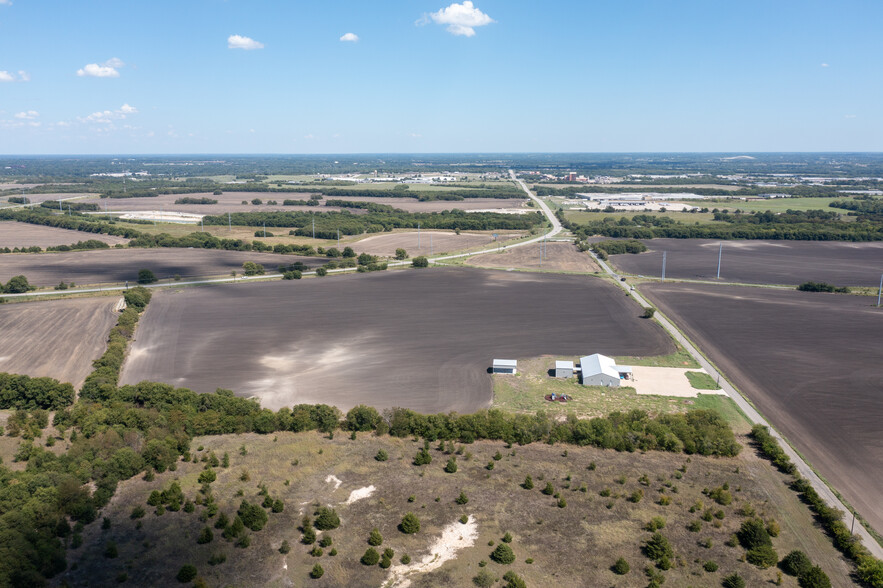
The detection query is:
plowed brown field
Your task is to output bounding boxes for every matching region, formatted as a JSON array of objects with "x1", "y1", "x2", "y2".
[
  {"x1": 0, "y1": 221, "x2": 129, "y2": 248},
  {"x1": 467, "y1": 241, "x2": 600, "y2": 273}
]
